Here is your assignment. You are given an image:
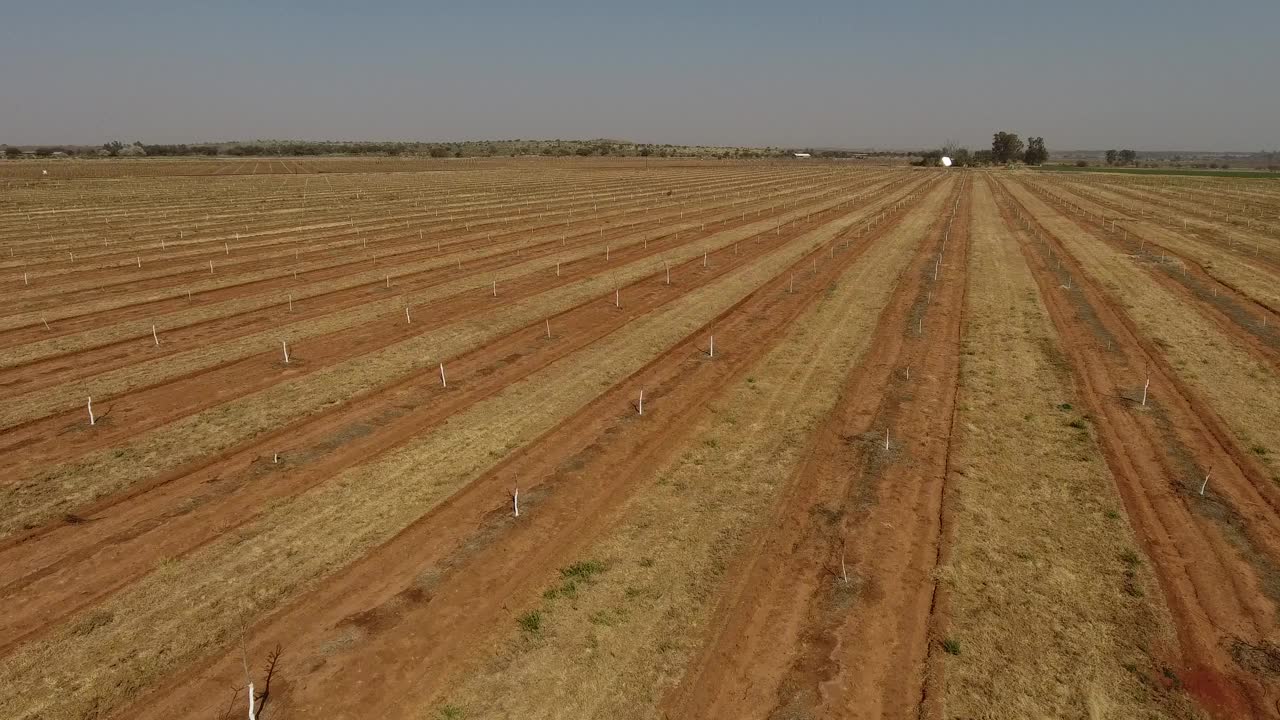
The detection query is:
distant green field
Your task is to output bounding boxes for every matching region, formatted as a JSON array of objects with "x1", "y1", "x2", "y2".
[{"x1": 1037, "y1": 164, "x2": 1279, "y2": 179}]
